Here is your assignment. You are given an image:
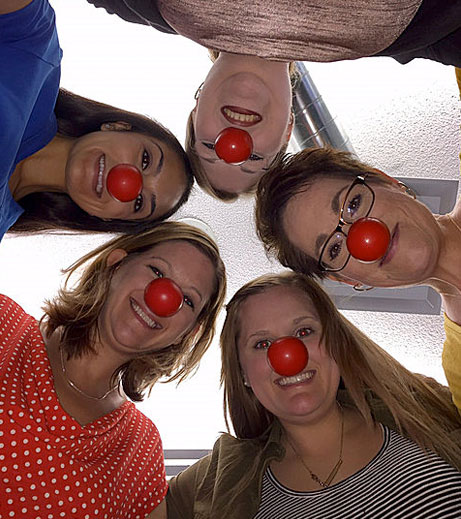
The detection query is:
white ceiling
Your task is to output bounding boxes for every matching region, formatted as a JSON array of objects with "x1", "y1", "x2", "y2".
[{"x1": 0, "y1": 1, "x2": 459, "y2": 448}]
